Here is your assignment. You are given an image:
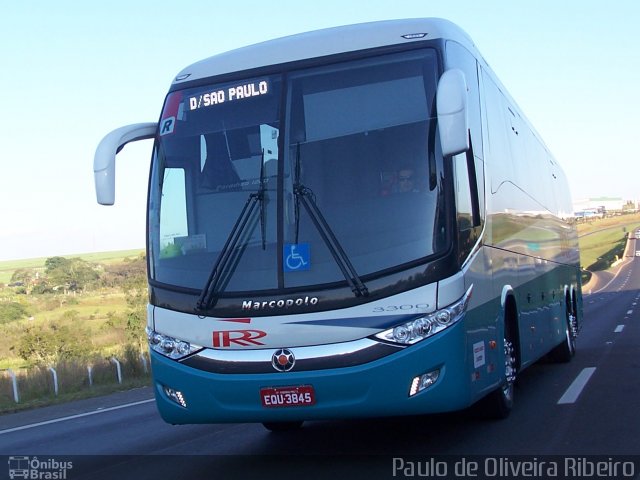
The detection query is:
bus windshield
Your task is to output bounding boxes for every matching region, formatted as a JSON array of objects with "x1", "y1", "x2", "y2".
[{"x1": 148, "y1": 49, "x2": 447, "y2": 295}]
